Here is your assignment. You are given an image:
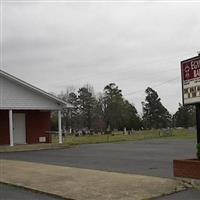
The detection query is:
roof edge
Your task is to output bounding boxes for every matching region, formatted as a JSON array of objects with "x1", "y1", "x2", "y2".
[{"x1": 0, "y1": 69, "x2": 72, "y2": 107}]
